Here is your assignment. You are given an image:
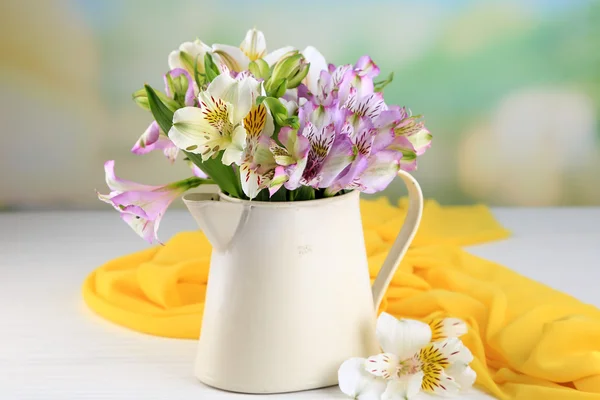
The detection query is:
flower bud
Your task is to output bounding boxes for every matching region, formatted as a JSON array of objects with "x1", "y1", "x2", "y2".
[
  {"x1": 132, "y1": 88, "x2": 150, "y2": 110},
  {"x1": 271, "y1": 78, "x2": 288, "y2": 98},
  {"x1": 271, "y1": 53, "x2": 301, "y2": 81},
  {"x1": 249, "y1": 58, "x2": 271, "y2": 80},
  {"x1": 286, "y1": 61, "x2": 310, "y2": 89},
  {"x1": 132, "y1": 88, "x2": 179, "y2": 112}
]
